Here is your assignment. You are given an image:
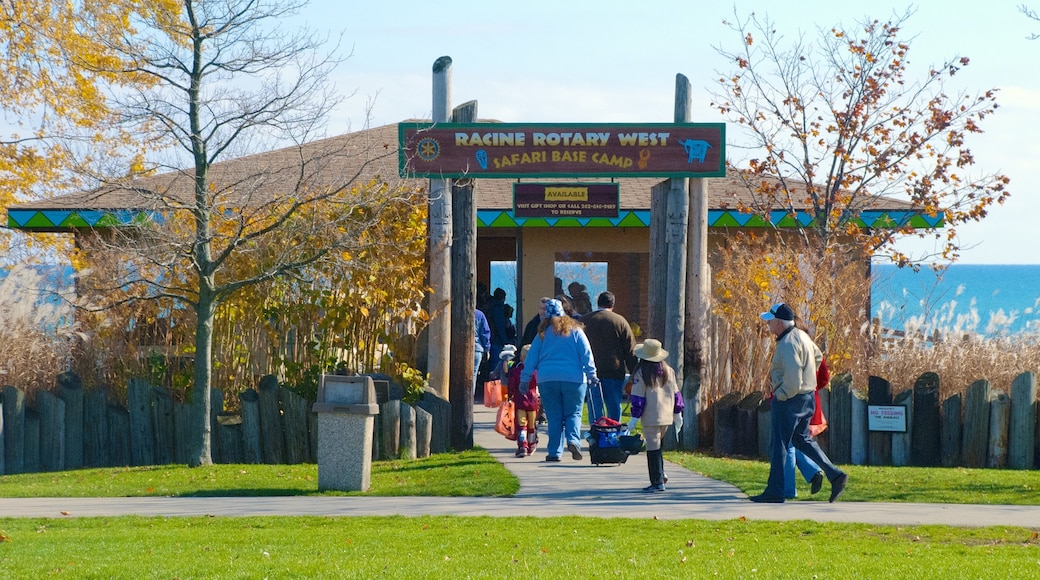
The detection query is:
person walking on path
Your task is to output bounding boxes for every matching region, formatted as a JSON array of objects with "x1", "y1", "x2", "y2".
[
  {"x1": 507, "y1": 344, "x2": 540, "y2": 457},
  {"x1": 783, "y1": 316, "x2": 832, "y2": 498},
  {"x1": 581, "y1": 291, "x2": 637, "y2": 422},
  {"x1": 519, "y1": 298, "x2": 600, "y2": 462},
  {"x1": 628, "y1": 339, "x2": 684, "y2": 492},
  {"x1": 473, "y1": 308, "x2": 491, "y2": 400},
  {"x1": 486, "y1": 287, "x2": 512, "y2": 363},
  {"x1": 751, "y1": 303, "x2": 847, "y2": 504}
]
